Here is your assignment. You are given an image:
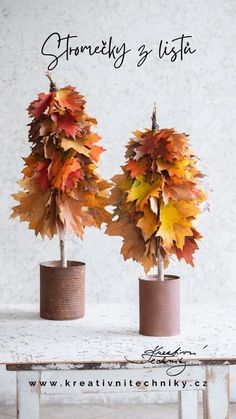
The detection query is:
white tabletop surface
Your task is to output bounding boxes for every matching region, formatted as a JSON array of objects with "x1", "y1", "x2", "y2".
[{"x1": 0, "y1": 303, "x2": 235, "y2": 365}]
